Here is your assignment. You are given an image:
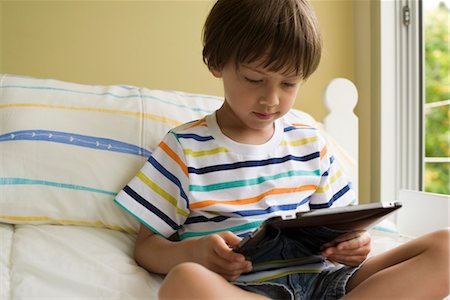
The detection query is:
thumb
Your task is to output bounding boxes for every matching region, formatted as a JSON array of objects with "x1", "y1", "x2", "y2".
[
  {"x1": 214, "y1": 231, "x2": 246, "y2": 262},
  {"x1": 217, "y1": 231, "x2": 242, "y2": 247}
]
